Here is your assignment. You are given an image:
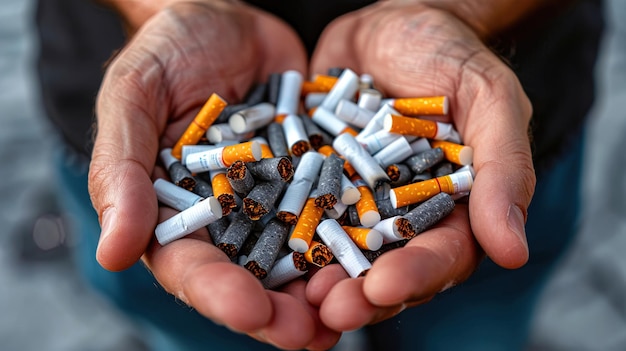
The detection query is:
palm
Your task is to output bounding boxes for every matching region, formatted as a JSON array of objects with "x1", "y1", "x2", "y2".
[{"x1": 309, "y1": 2, "x2": 535, "y2": 330}]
